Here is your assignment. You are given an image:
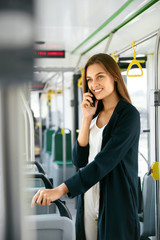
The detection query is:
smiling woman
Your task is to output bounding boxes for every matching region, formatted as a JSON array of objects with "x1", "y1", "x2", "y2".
[
  {"x1": 32, "y1": 53, "x2": 141, "y2": 240},
  {"x1": 1, "y1": 0, "x2": 160, "y2": 239},
  {"x1": 86, "y1": 63, "x2": 115, "y2": 100},
  {"x1": 83, "y1": 53, "x2": 131, "y2": 104}
]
